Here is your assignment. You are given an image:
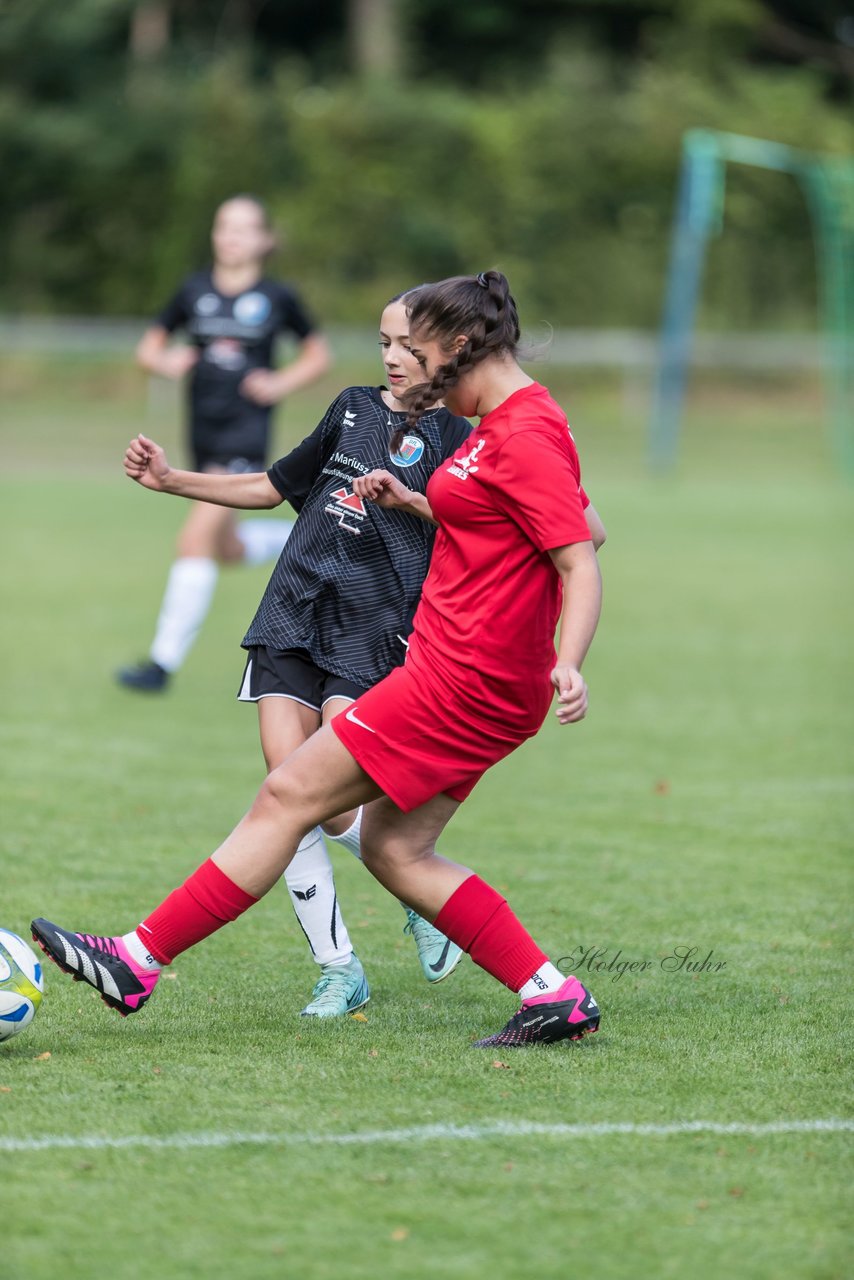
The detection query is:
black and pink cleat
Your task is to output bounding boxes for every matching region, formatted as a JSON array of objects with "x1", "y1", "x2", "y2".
[
  {"x1": 31, "y1": 919, "x2": 159, "y2": 1017},
  {"x1": 473, "y1": 975, "x2": 599, "y2": 1048}
]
